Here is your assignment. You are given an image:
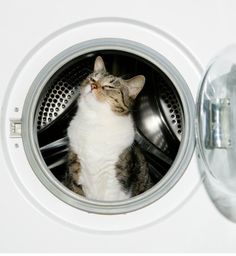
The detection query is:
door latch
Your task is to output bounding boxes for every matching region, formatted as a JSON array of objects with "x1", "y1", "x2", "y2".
[{"x1": 10, "y1": 120, "x2": 22, "y2": 138}]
